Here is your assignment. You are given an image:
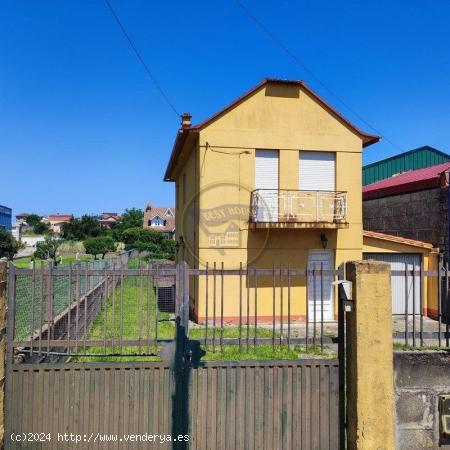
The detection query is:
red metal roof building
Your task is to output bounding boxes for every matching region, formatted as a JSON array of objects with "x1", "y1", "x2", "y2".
[
  {"x1": 363, "y1": 161, "x2": 450, "y2": 261},
  {"x1": 363, "y1": 162, "x2": 450, "y2": 200}
]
